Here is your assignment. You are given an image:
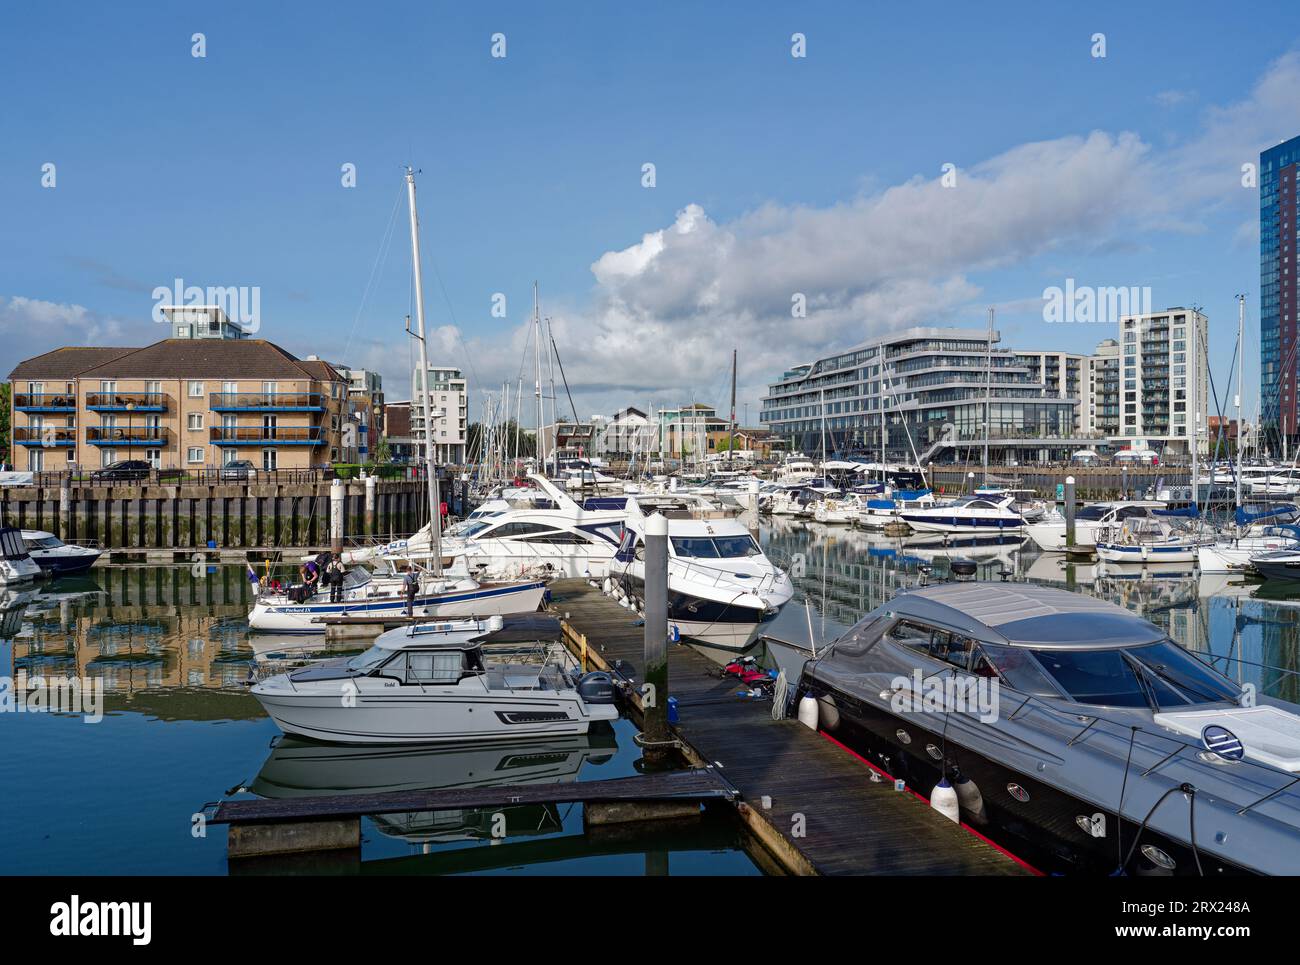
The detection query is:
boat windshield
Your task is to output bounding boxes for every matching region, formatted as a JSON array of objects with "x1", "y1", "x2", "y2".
[
  {"x1": 1010, "y1": 641, "x2": 1239, "y2": 707},
  {"x1": 455, "y1": 520, "x2": 494, "y2": 539},
  {"x1": 671, "y1": 535, "x2": 762, "y2": 559},
  {"x1": 345, "y1": 645, "x2": 395, "y2": 673}
]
